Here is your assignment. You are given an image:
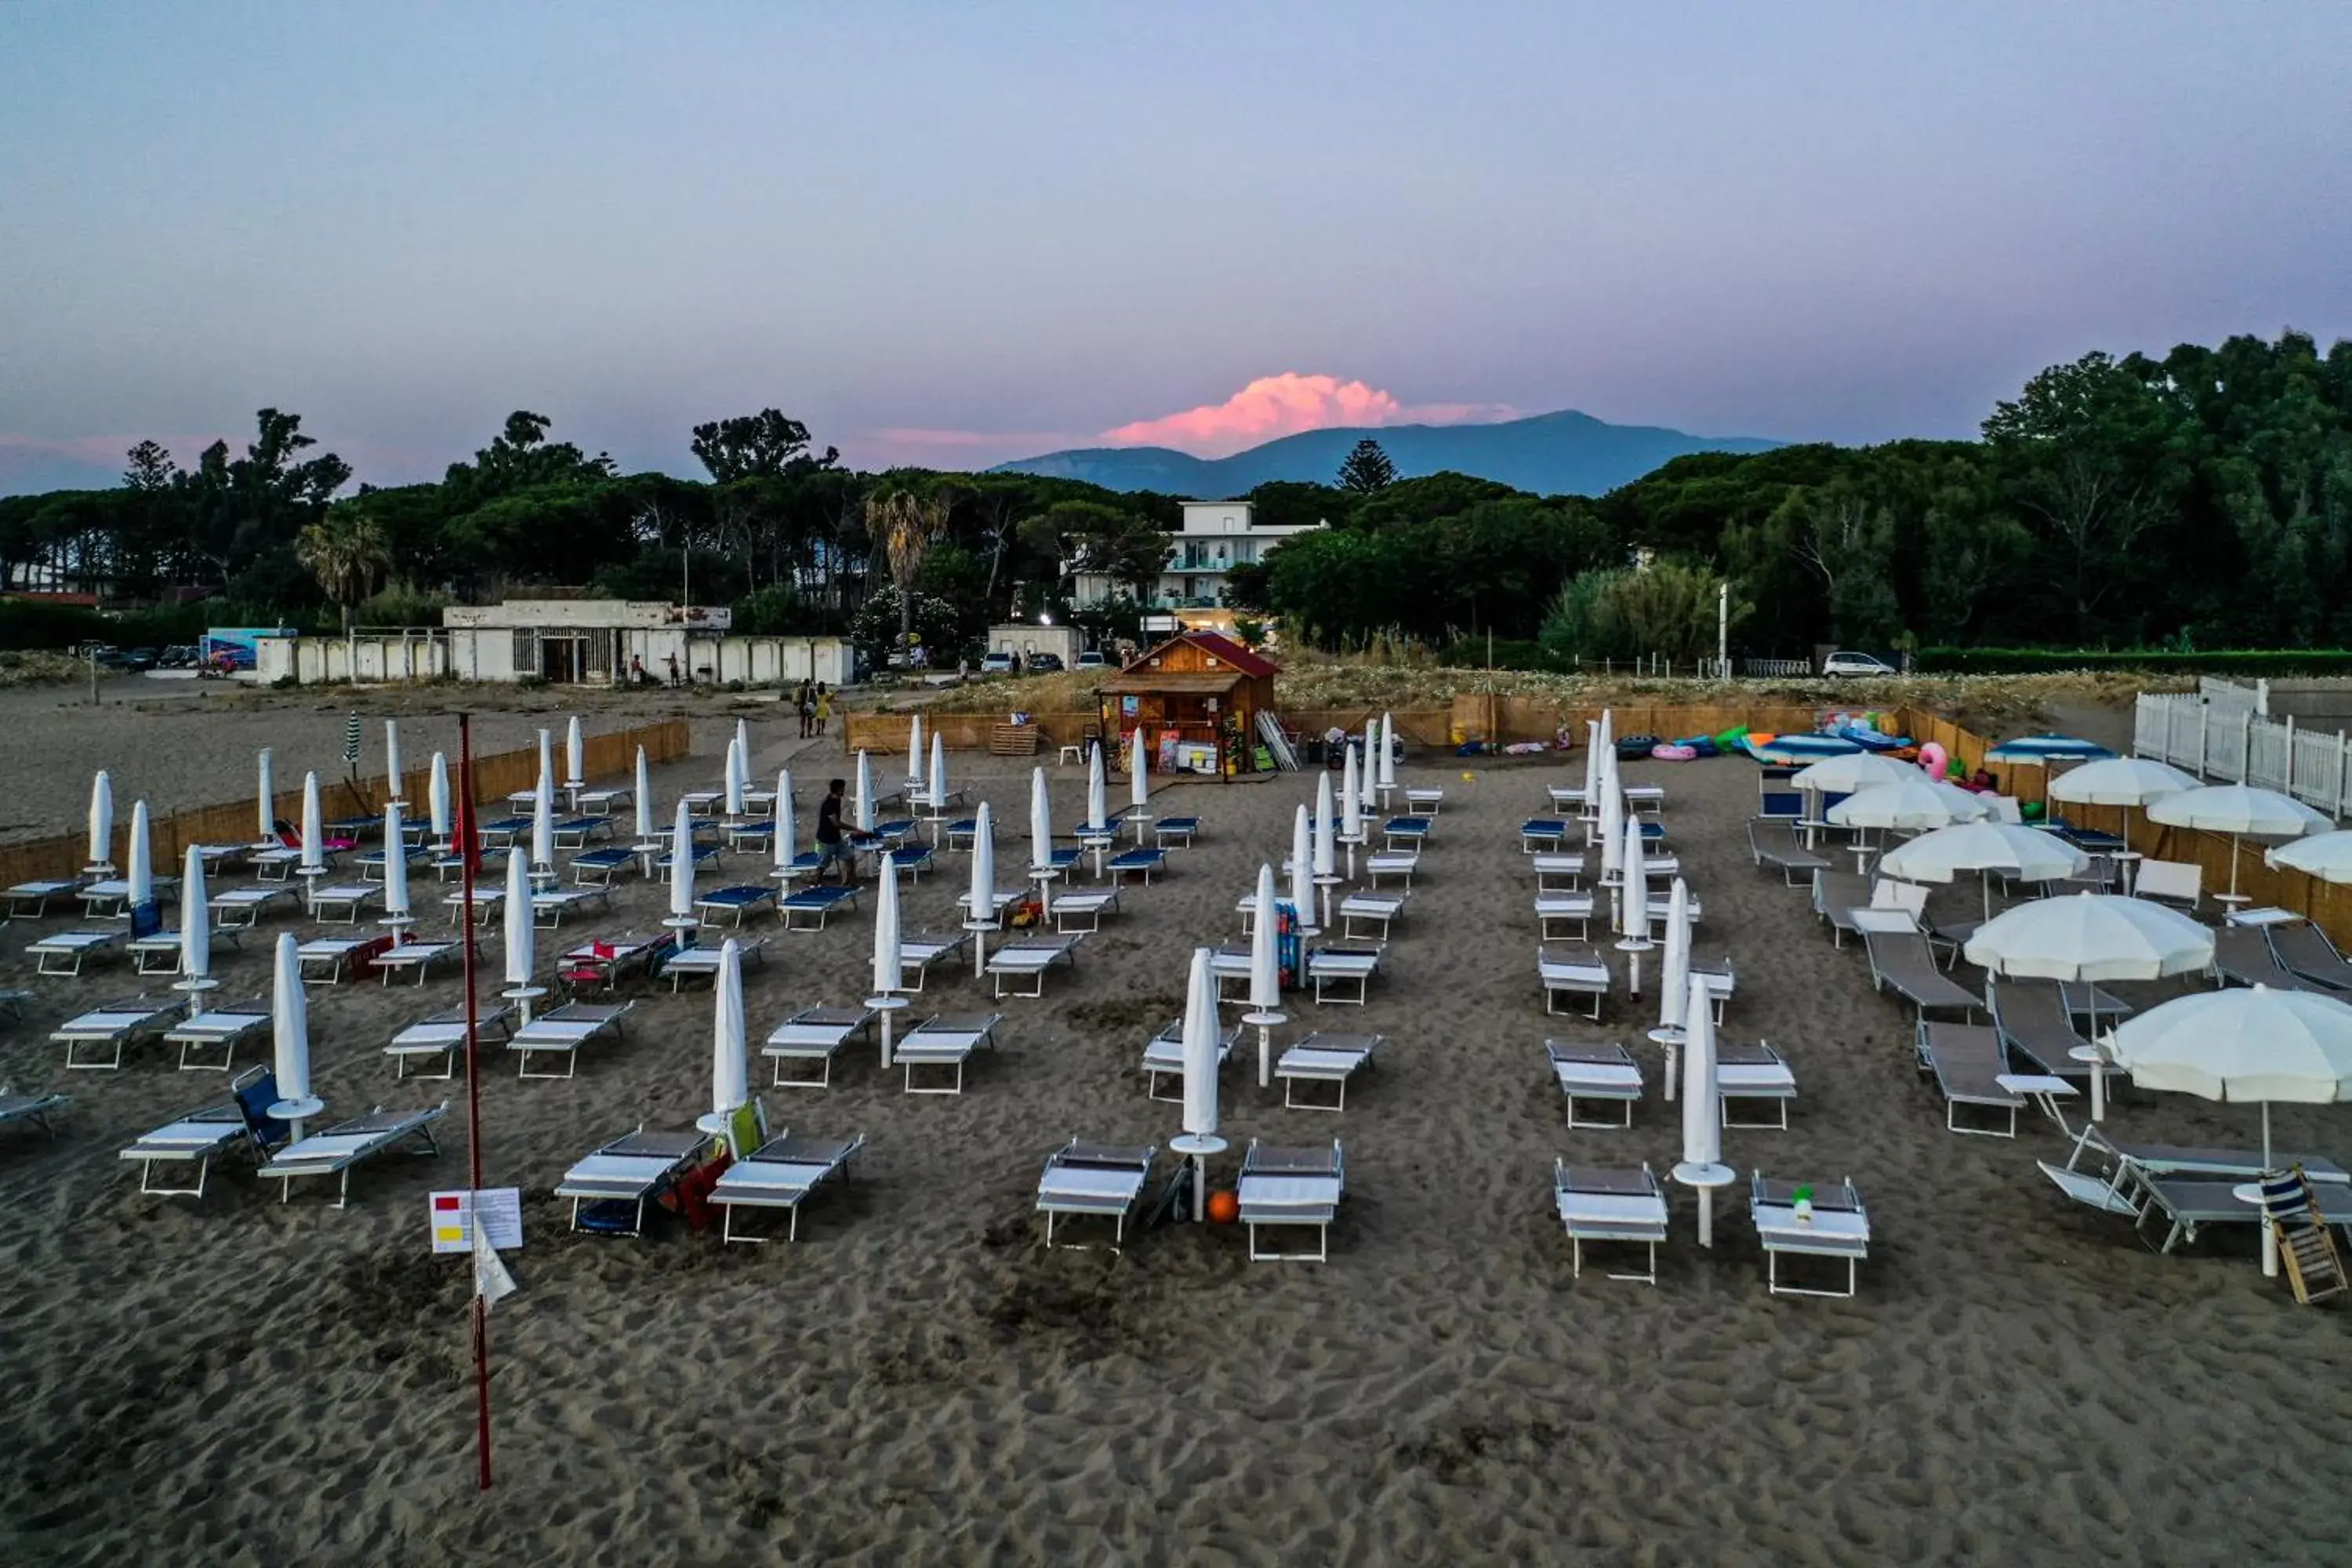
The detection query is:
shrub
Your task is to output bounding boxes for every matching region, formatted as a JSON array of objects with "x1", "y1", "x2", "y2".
[{"x1": 1915, "y1": 648, "x2": 2352, "y2": 676}]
